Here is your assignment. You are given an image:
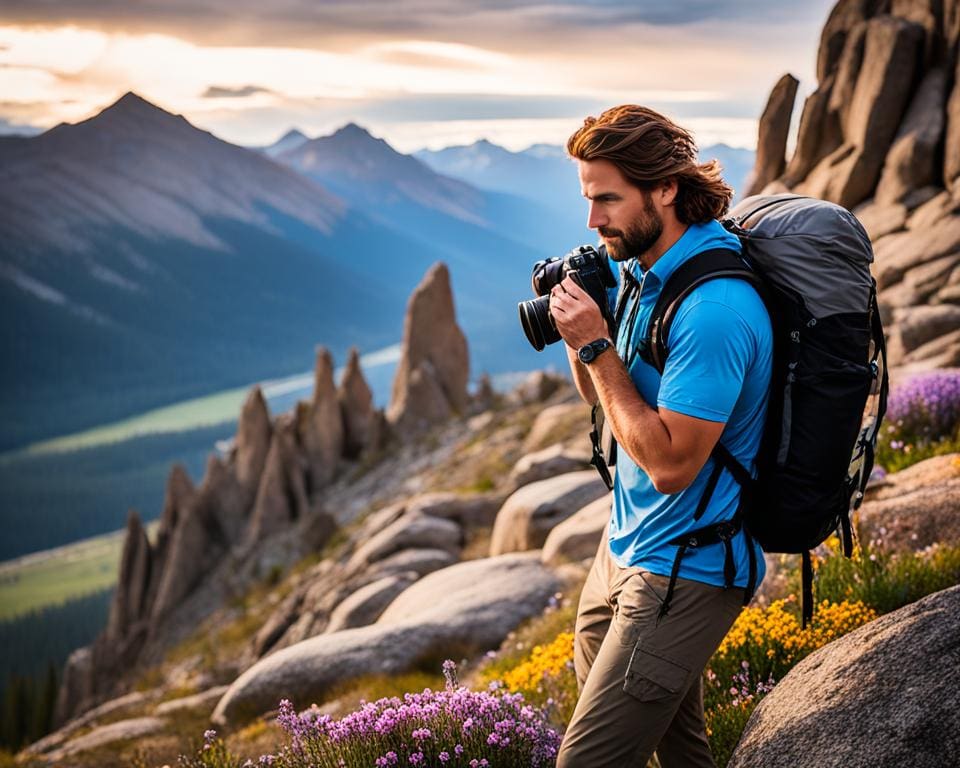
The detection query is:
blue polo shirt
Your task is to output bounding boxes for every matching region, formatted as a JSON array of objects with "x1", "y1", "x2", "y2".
[{"x1": 607, "y1": 220, "x2": 771, "y2": 589}]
